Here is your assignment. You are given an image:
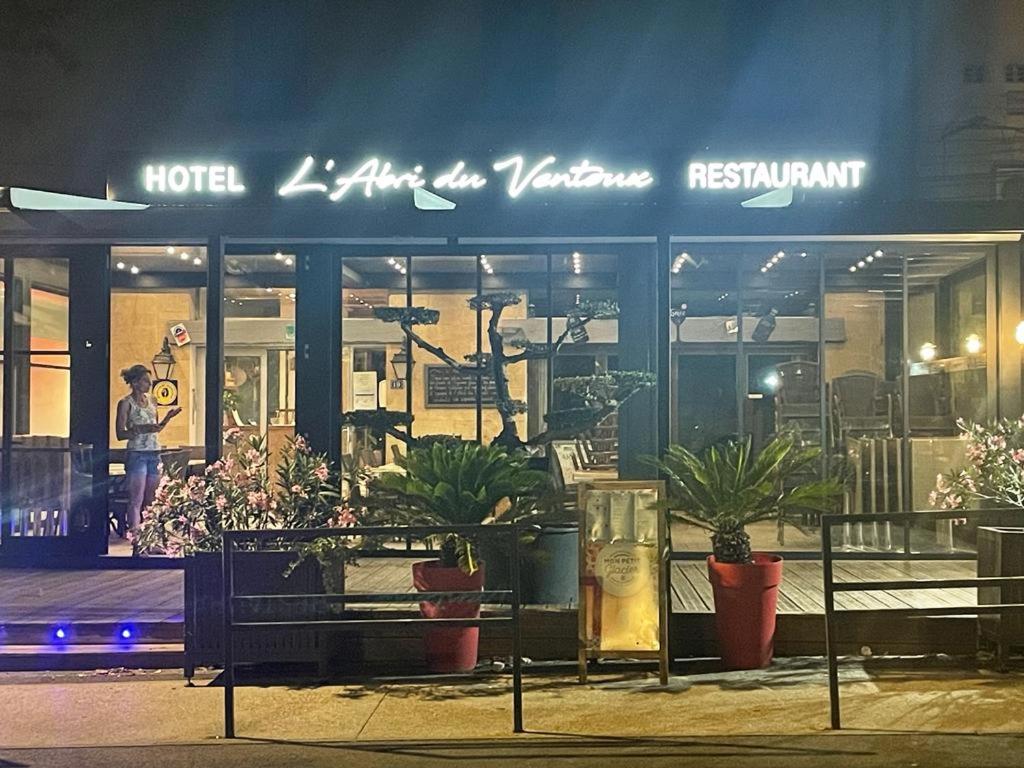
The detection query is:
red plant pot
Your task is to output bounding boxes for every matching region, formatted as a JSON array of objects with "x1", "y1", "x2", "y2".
[
  {"x1": 707, "y1": 553, "x2": 784, "y2": 670},
  {"x1": 412, "y1": 560, "x2": 485, "y2": 673}
]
